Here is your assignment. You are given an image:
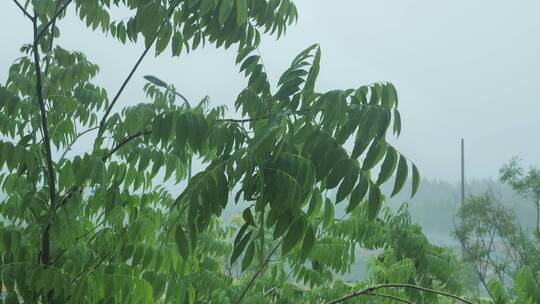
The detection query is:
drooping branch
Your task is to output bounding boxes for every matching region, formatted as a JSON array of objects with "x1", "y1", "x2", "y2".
[
  {"x1": 234, "y1": 240, "x2": 283, "y2": 304},
  {"x1": 32, "y1": 13, "x2": 57, "y2": 268},
  {"x1": 12, "y1": 0, "x2": 33, "y2": 20},
  {"x1": 325, "y1": 283, "x2": 473, "y2": 304},
  {"x1": 96, "y1": 2, "x2": 181, "y2": 142}
]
